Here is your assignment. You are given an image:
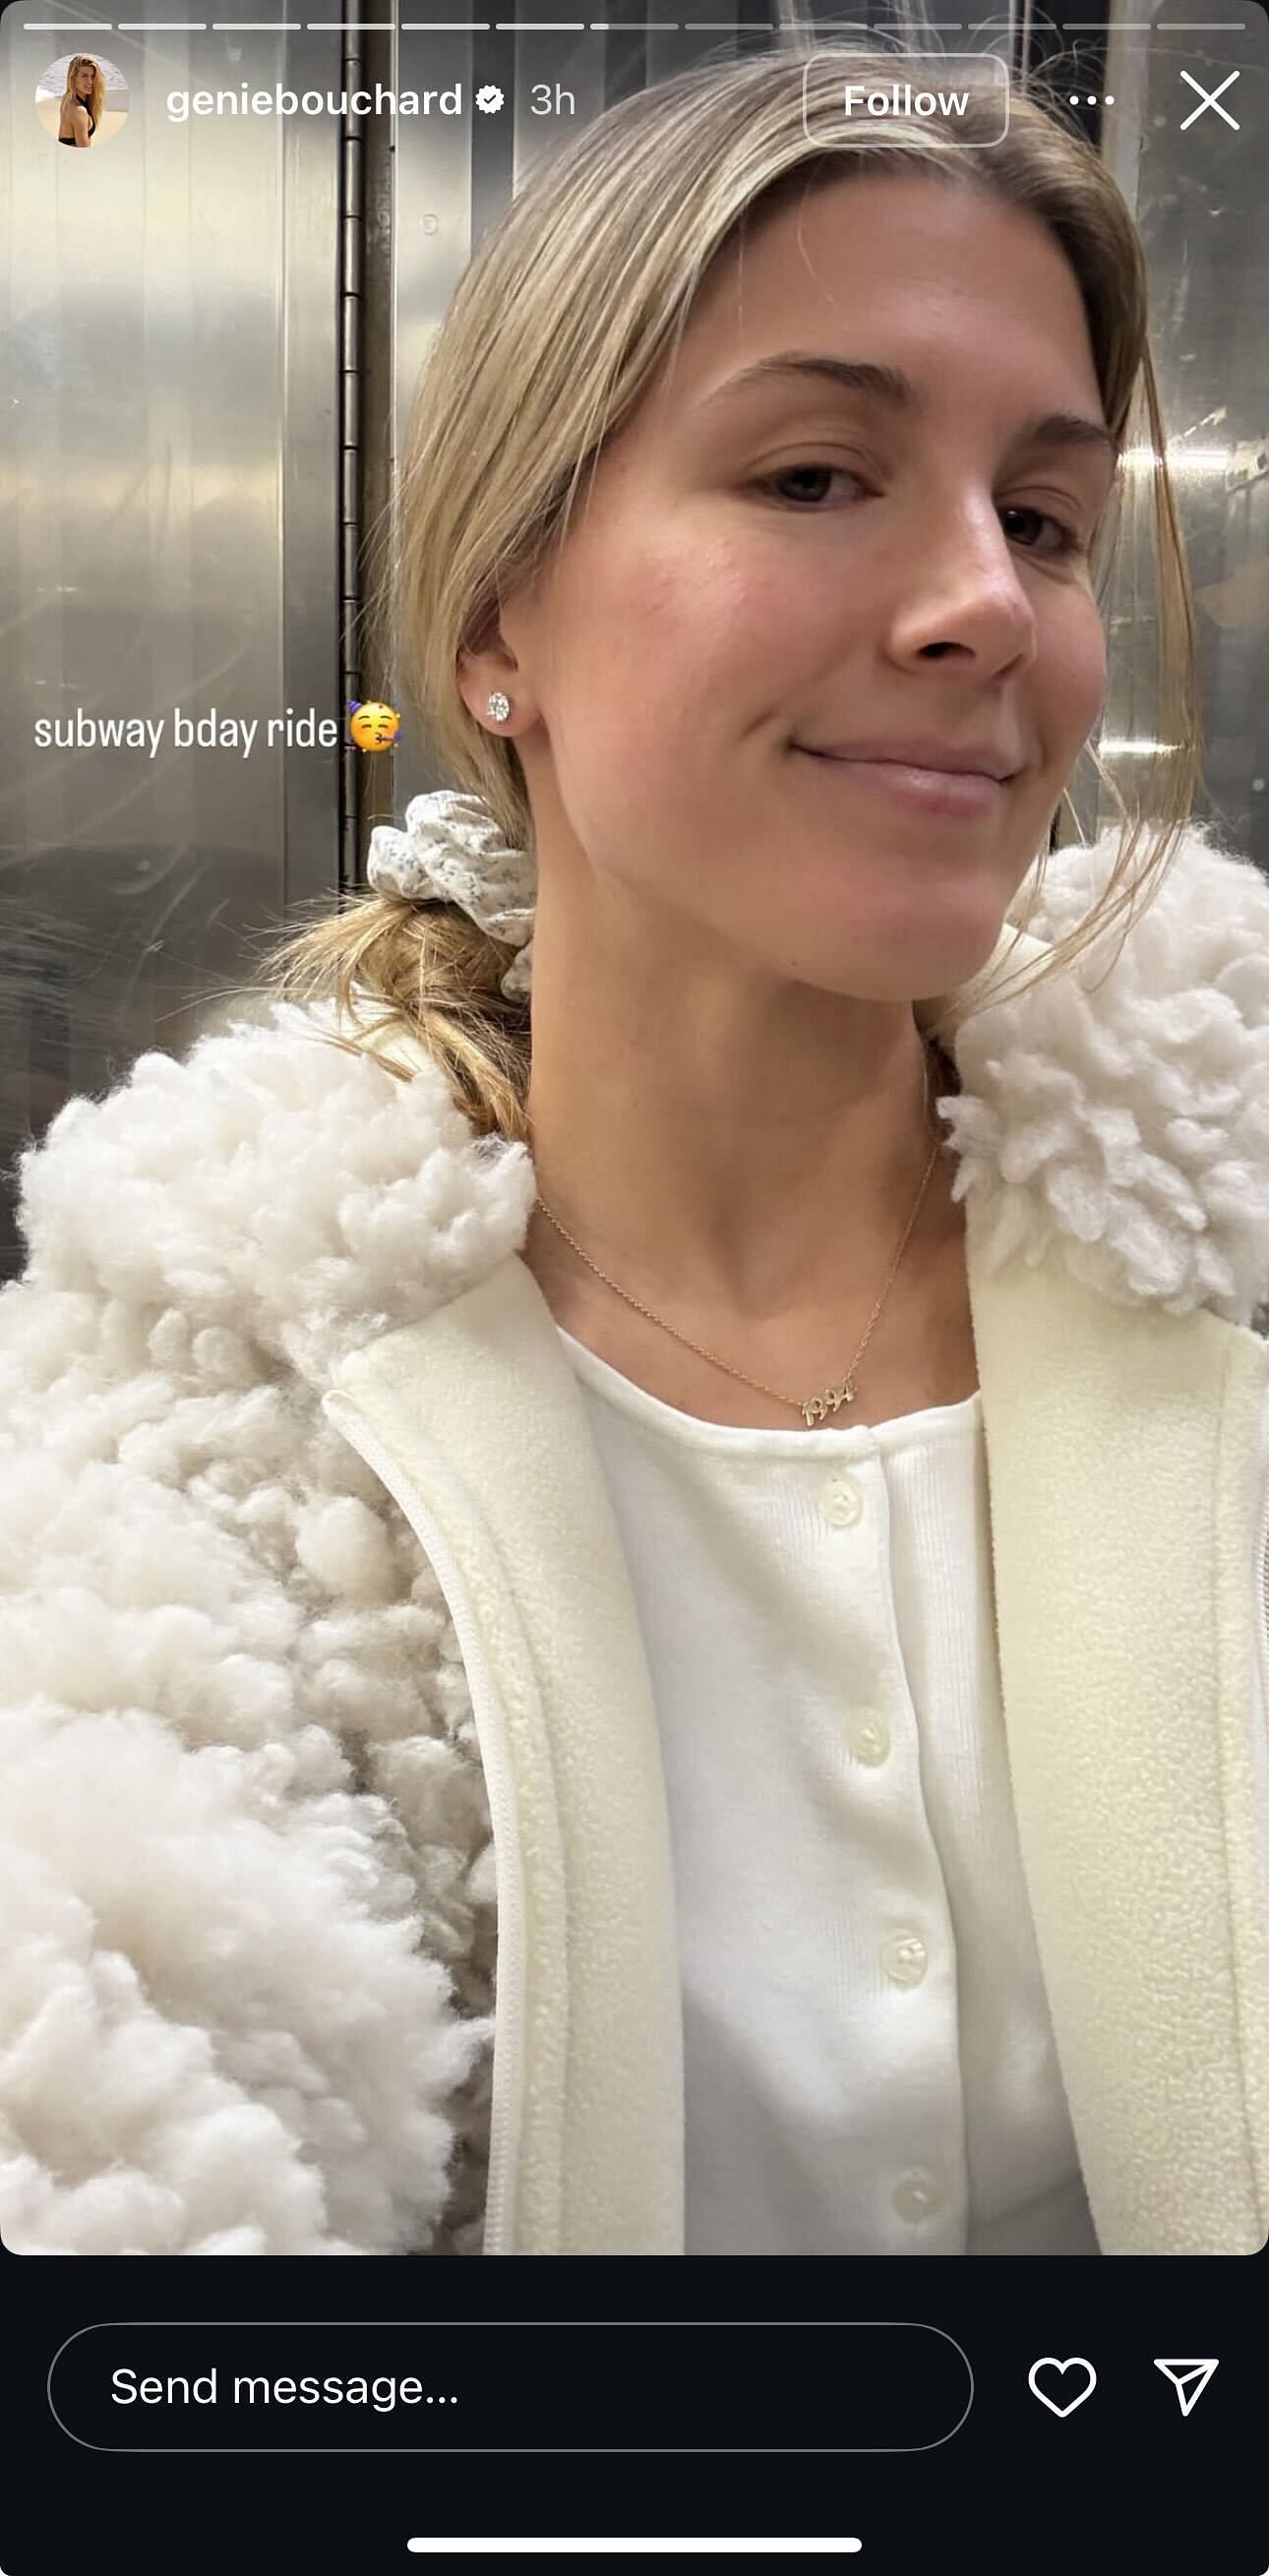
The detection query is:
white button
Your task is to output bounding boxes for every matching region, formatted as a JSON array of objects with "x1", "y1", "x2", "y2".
[
  {"x1": 820, "y1": 1474, "x2": 863, "y2": 1528},
  {"x1": 892, "y1": 2169, "x2": 944, "y2": 2223},
  {"x1": 846, "y1": 1710, "x2": 890, "y2": 1766},
  {"x1": 881, "y1": 1932, "x2": 929, "y2": 1987}
]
